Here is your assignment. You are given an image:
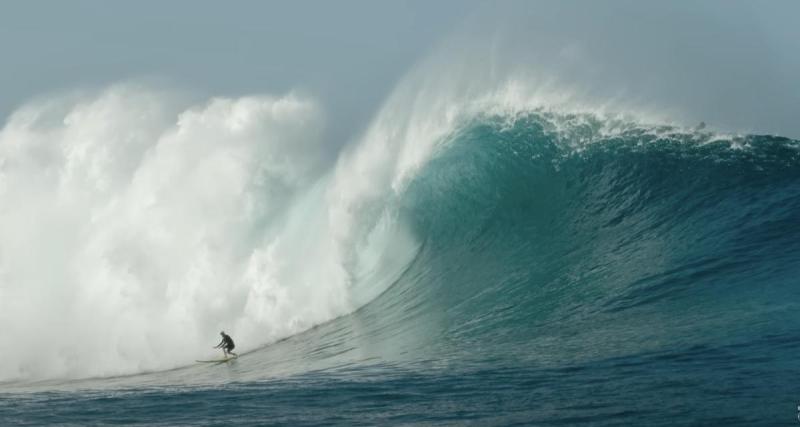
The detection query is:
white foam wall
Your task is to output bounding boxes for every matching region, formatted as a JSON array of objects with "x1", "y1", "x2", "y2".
[{"x1": 0, "y1": 85, "x2": 419, "y2": 380}]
